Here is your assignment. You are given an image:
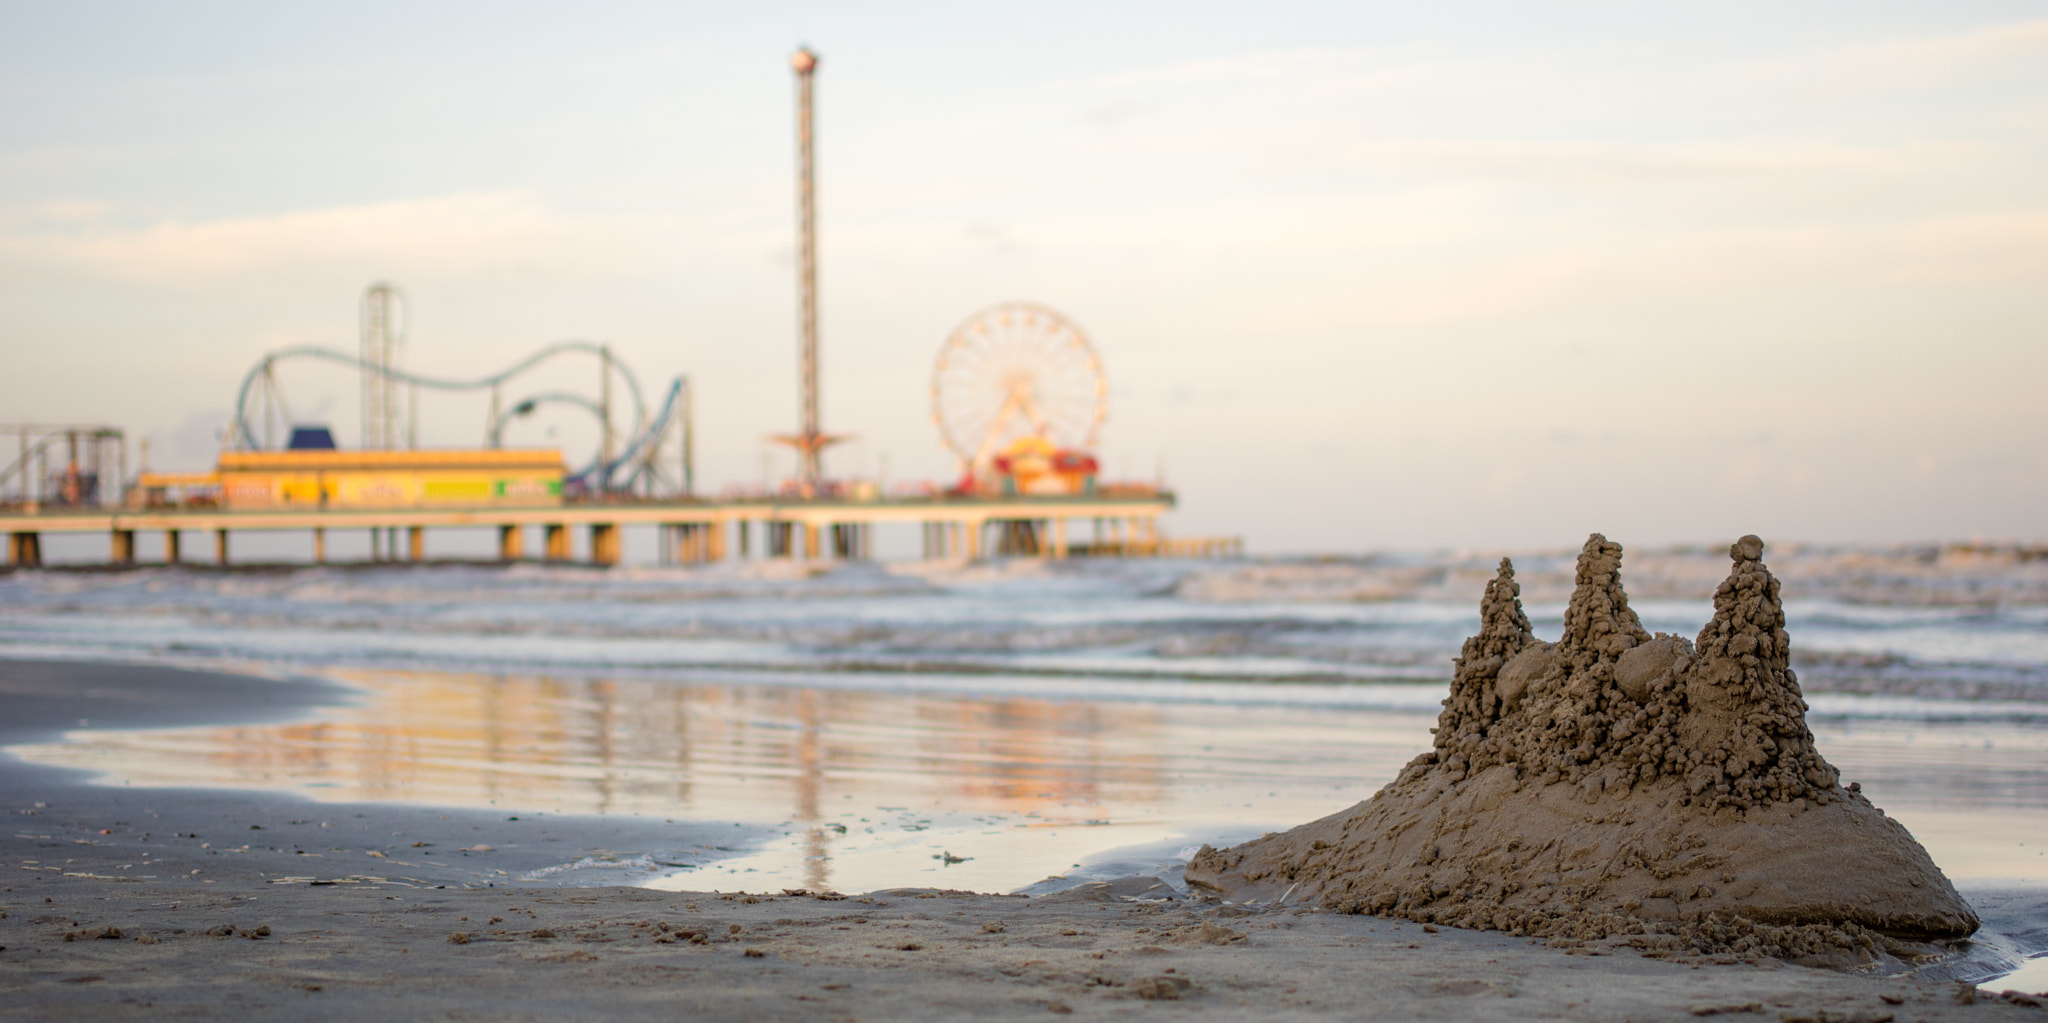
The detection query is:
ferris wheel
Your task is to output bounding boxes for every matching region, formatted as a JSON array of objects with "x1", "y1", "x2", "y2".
[{"x1": 931, "y1": 303, "x2": 1107, "y2": 473}]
